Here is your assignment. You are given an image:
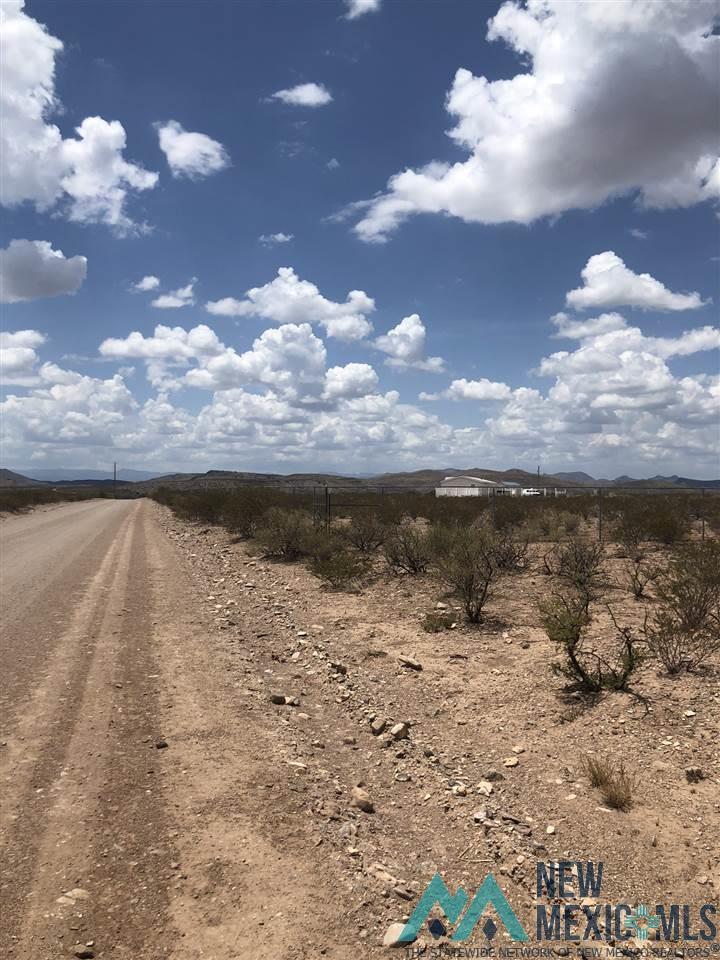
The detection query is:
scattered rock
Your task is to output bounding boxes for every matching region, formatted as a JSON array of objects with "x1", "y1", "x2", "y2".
[
  {"x1": 73, "y1": 949, "x2": 95, "y2": 959},
  {"x1": 477, "y1": 780, "x2": 494, "y2": 797},
  {"x1": 155, "y1": 739, "x2": 169, "y2": 749},
  {"x1": 546, "y1": 824, "x2": 556, "y2": 835},
  {"x1": 383, "y1": 922, "x2": 414, "y2": 947},
  {"x1": 370, "y1": 719, "x2": 387, "y2": 736},
  {"x1": 398, "y1": 655, "x2": 422, "y2": 671},
  {"x1": 270, "y1": 694, "x2": 299, "y2": 706},
  {"x1": 390, "y1": 722, "x2": 409, "y2": 741},
  {"x1": 685, "y1": 766, "x2": 704, "y2": 783},
  {"x1": 482, "y1": 768, "x2": 504, "y2": 782},
  {"x1": 352, "y1": 785, "x2": 375, "y2": 813},
  {"x1": 503, "y1": 756, "x2": 519, "y2": 768}
]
